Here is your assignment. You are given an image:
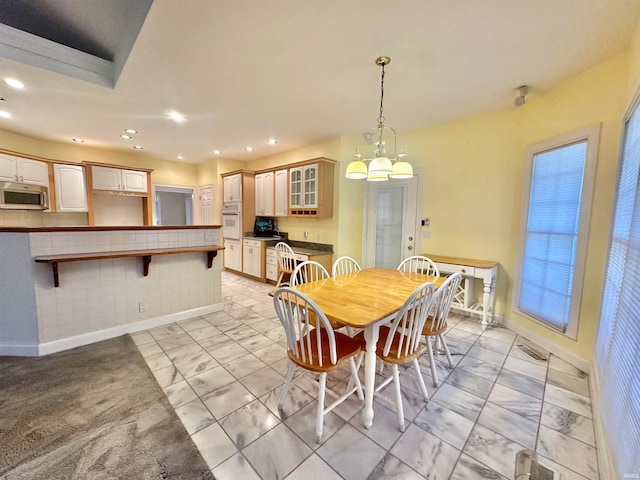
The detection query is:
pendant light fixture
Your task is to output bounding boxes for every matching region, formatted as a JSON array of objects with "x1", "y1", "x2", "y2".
[{"x1": 345, "y1": 56, "x2": 413, "y2": 181}]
